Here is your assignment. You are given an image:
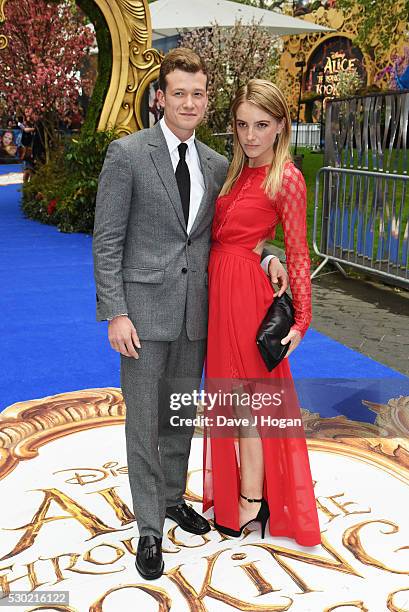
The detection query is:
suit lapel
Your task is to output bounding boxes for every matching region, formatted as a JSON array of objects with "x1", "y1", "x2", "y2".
[
  {"x1": 148, "y1": 123, "x2": 187, "y2": 232},
  {"x1": 147, "y1": 125, "x2": 217, "y2": 235},
  {"x1": 190, "y1": 140, "x2": 214, "y2": 235}
]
